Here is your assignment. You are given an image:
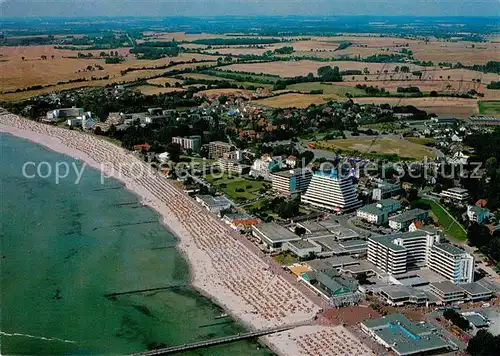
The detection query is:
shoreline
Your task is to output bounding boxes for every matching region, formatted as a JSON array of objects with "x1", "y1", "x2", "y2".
[
  {"x1": 0, "y1": 126, "x2": 255, "y2": 330},
  {"x1": 0, "y1": 113, "x2": 325, "y2": 354}
]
